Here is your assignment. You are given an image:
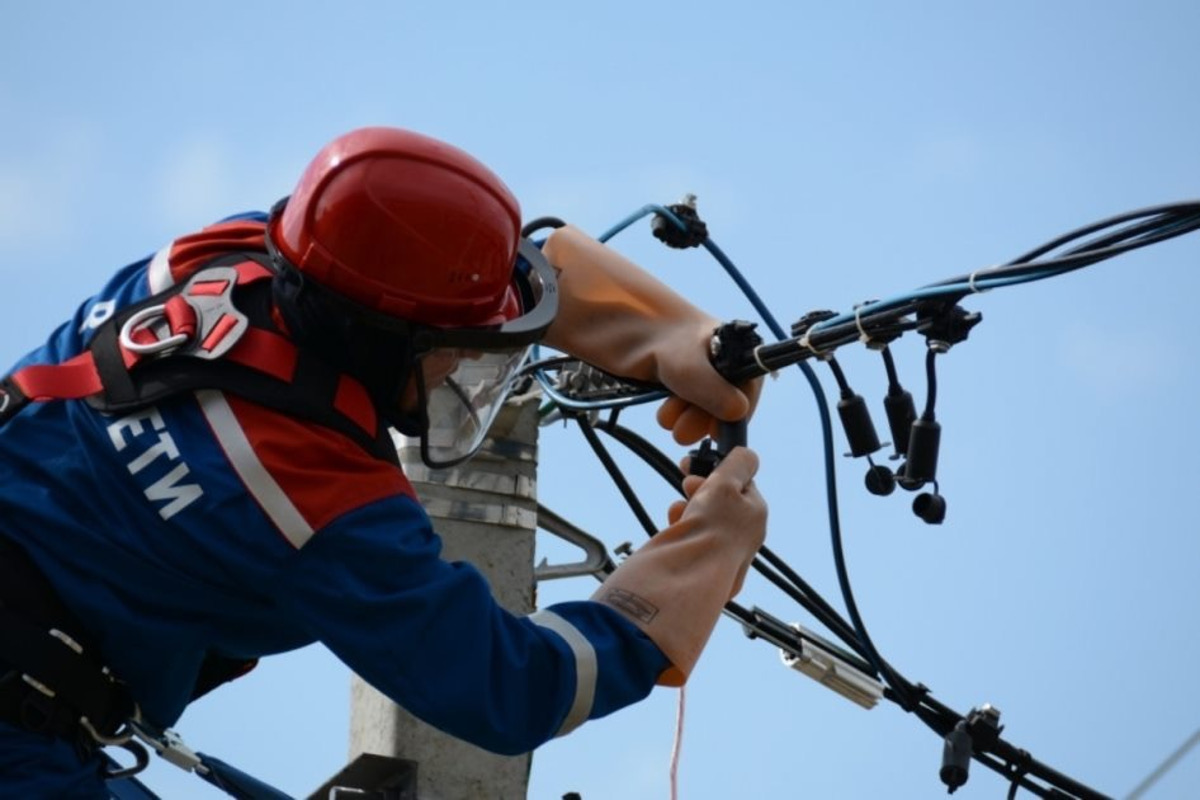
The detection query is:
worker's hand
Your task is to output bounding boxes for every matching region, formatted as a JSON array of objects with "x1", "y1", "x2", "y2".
[
  {"x1": 540, "y1": 226, "x2": 762, "y2": 443},
  {"x1": 592, "y1": 446, "x2": 767, "y2": 685},
  {"x1": 665, "y1": 447, "x2": 766, "y2": 595},
  {"x1": 655, "y1": 348, "x2": 763, "y2": 445}
]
